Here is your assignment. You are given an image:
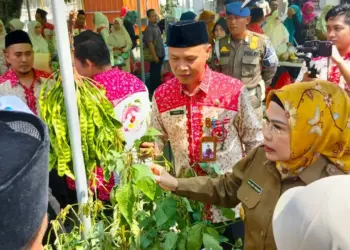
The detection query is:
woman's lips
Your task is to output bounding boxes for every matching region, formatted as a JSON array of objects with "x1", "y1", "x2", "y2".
[{"x1": 264, "y1": 145, "x2": 275, "y2": 152}]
